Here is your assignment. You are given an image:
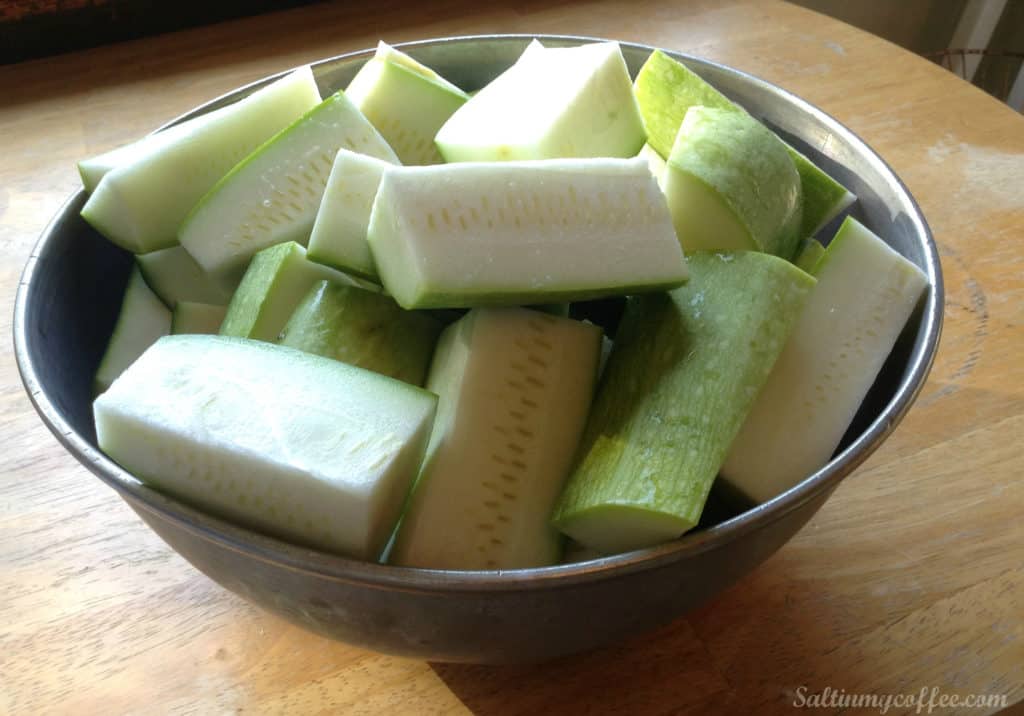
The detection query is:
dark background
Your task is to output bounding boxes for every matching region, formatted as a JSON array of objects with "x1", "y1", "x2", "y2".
[
  {"x1": 2, "y1": 0, "x2": 1020, "y2": 105},
  {"x1": 0, "y1": 0, "x2": 325, "y2": 64}
]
